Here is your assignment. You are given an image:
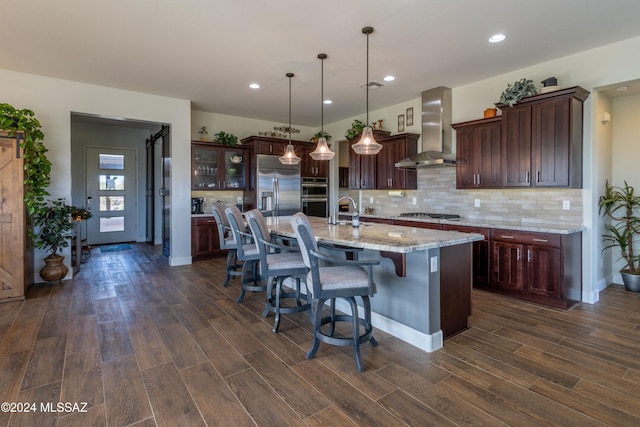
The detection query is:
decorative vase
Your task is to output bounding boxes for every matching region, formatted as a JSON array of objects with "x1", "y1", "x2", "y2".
[
  {"x1": 40, "y1": 254, "x2": 68, "y2": 282},
  {"x1": 620, "y1": 270, "x2": 640, "y2": 292}
]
